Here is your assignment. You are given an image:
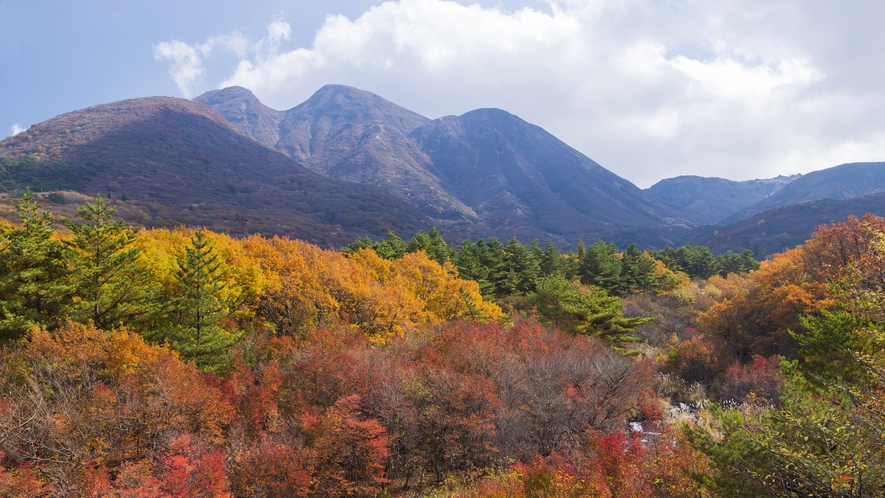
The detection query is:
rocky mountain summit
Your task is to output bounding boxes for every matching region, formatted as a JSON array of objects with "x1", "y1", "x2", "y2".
[{"x1": 197, "y1": 85, "x2": 695, "y2": 247}]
